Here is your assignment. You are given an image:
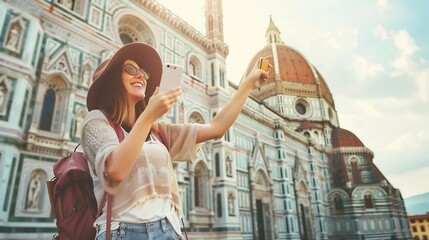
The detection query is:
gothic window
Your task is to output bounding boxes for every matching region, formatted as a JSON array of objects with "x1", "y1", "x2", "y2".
[
  {"x1": 351, "y1": 158, "x2": 361, "y2": 184},
  {"x1": 364, "y1": 192, "x2": 374, "y2": 209},
  {"x1": 304, "y1": 131, "x2": 311, "y2": 138},
  {"x1": 194, "y1": 162, "x2": 209, "y2": 208},
  {"x1": 219, "y1": 68, "x2": 225, "y2": 88},
  {"x1": 314, "y1": 131, "x2": 320, "y2": 142},
  {"x1": 211, "y1": 63, "x2": 215, "y2": 86},
  {"x1": 215, "y1": 153, "x2": 220, "y2": 177},
  {"x1": 217, "y1": 193, "x2": 222, "y2": 217},
  {"x1": 39, "y1": 77, "x2": 67, "y2": 132},
  {"x1": 39, "y1": 89, "x2": 55, "y2": 131},
  {"x1": 333, "y1": 195, "x2": 344, "y2": 211},
  {"x1": 188, "y1": 56, "x2": 202, "y2": 79},
  {"x1": 208, "y1": 16, "x2": 213, "y2": 33},
  {"x1": 4, "y1": 16, "x2": 26, "y2": 54},
  {"x1": 224, "y1": 129, "x2": 230, "y2": 142}
]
